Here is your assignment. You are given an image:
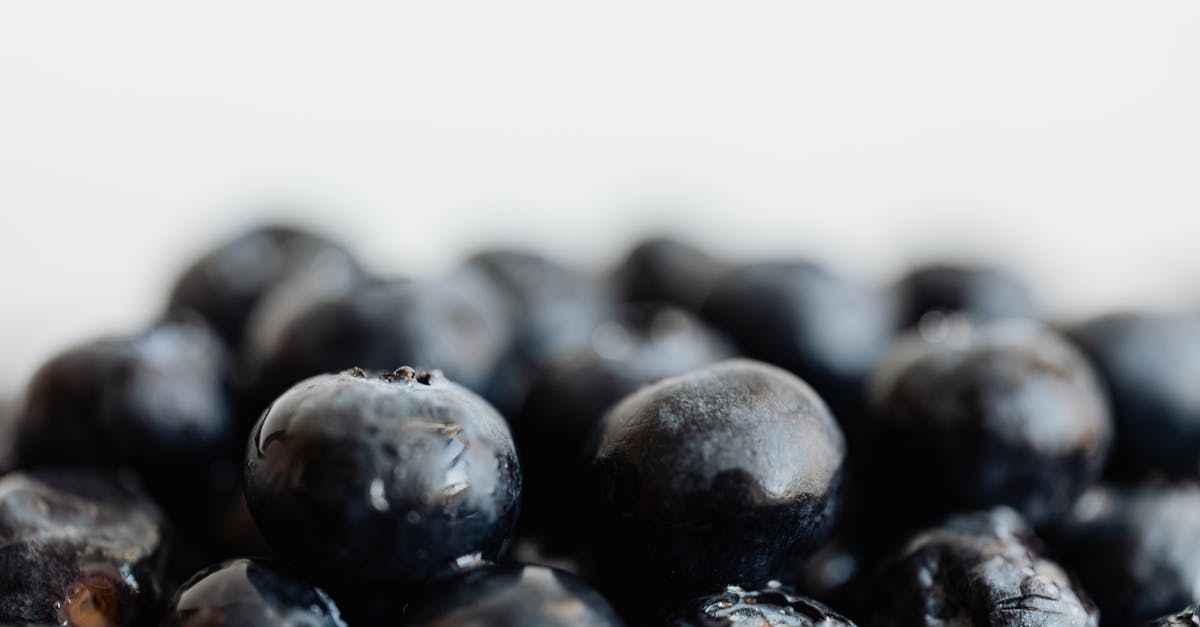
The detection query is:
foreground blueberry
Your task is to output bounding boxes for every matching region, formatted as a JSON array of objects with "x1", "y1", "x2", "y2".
[
  {"x1": 403, "y1": 564, "x2": 625, "y2": 626},
  {"x1": 666, "y1": 582, "x2": 856, "y2": 626},
  {"x1": 162, "y1": 558, "x2": 345, "y2": 626},
  {"x1": 1146, "y1": 604, "x2": 1200, "y2": 627},
  {"x1": 0, "y1": 468, "x2": 167, "y2": 626},
  {"x1": 865, "y1": 508, "x2": 1097, "y2": 627},
  {"x1": 1065, "y1": 313, "x2": 1200, "y2": 478},
  {"x1": 866, "y1": 322, "x2": 1111, "y2": 529},
  {"x1": 892, "y1": 262, "x2": 1037, "y2": 329},
  {"x1": 14, "y1": 315, "x2": 236, "y2": 527},
  {"x1": 168, "y1": 224, "x2": 359, "y2": 349},
  {"x1": 591, "y1": 358, "x2": 846, "y2": 602},
  {"x1": 244, "y1": 367, "x2": 521, "y2": 586},
  {"x1": 514, "y1": 305, "x2": 733, "y2": 551},
  {"x1": 1046, "y1": 484, "x2": 1200, "y2": 626}
]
